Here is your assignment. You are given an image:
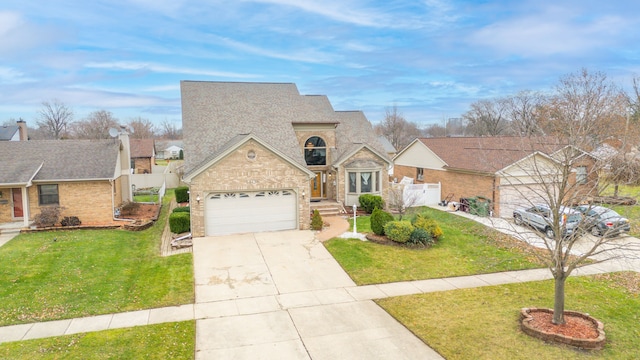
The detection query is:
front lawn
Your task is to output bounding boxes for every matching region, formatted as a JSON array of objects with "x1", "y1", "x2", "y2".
[
  {"x1": 377, "y1": 272, "x2": 640, "y2": 359},
  {"x1": 326, "y1": 207, "x2": 544, "y2": 285},
  {"x1": 0, "y1": 196, "x2": 193, "y2": 326},
  {"x1": 0, "y1": 321, "x2": 194, "y2": 359}
]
